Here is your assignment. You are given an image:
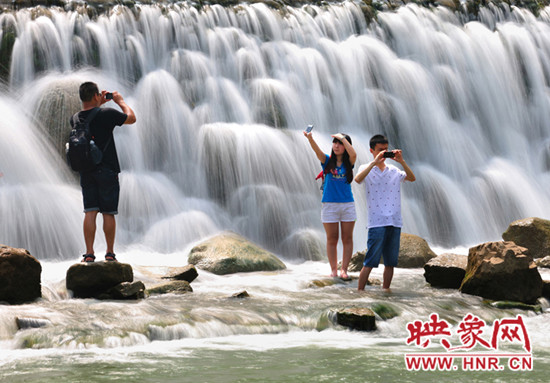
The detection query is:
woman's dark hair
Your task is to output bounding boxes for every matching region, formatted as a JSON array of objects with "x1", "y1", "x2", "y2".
[{"x1": 324, "y1": 133, "x2": 354, "y2": 183}]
